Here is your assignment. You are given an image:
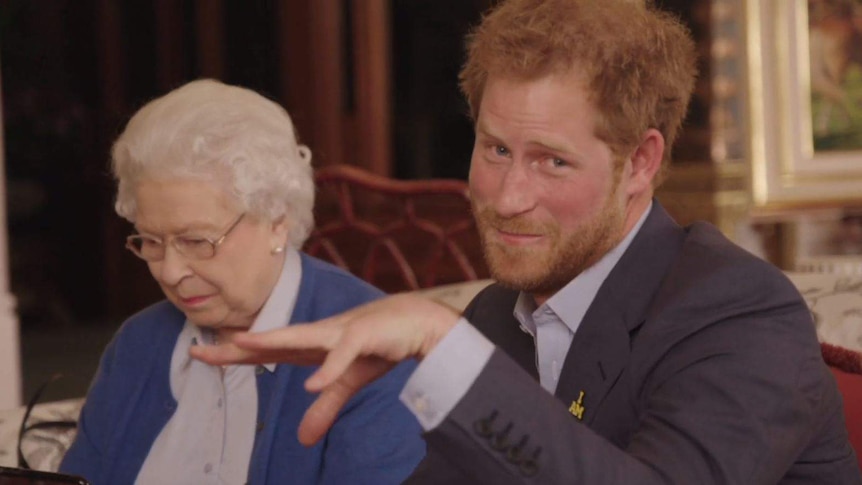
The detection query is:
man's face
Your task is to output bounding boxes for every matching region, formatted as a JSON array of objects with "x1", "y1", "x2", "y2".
[{"x1": 469, "y1": 73, "x2": 628, "y2": 301}]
